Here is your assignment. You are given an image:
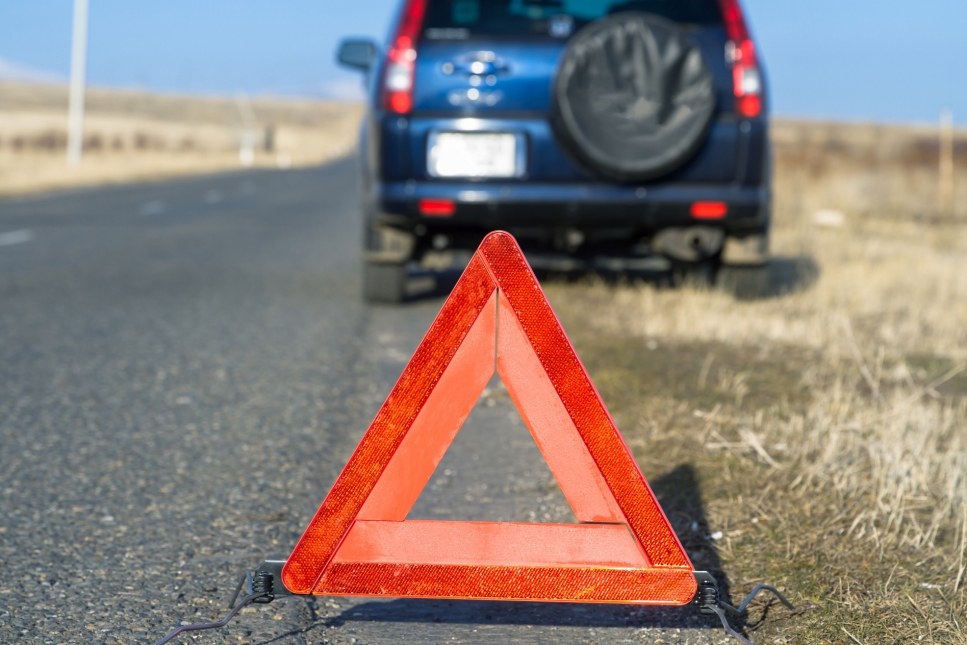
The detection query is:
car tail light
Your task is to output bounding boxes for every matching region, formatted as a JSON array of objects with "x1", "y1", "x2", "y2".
[
  {"x1": 419, "y1": 198, "x2": 455, "y2": 216},
  {"x1": 382, "y1": 0, "x2": 427, "y2": 114},
  {"x1": 718, "y1": 0, "x2": 761, "y2": 118},
  {"x1": 691, "y1": 201, "x2": 728, "y2": 219}
]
